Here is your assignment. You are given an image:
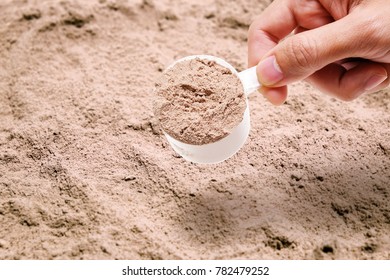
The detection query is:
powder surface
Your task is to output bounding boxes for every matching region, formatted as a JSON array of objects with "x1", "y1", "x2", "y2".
[
  {"x1": 154, "y1": 58, "x2": 247, "y2": 145},
  {"x1": 1, "y1": 0, "x2": 390, "y2": 261}
]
